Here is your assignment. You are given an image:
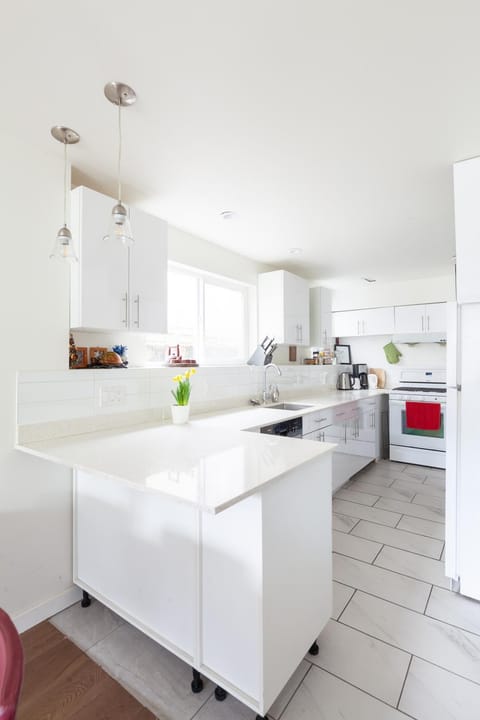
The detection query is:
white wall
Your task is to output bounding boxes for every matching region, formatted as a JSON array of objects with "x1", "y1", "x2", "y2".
[
  {"x1": 331, "y1": 273, "x2": 455, "y2": 312},
  {"x1": 0, "y1": 134, "x2": 79, "y2": 629}
]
